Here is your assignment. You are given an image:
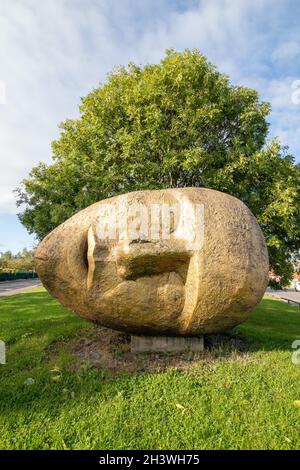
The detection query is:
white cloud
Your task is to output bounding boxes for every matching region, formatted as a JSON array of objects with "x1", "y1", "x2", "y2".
[
  {"x1": 236, "y1": 75, "x2": 300, "y2": 154},
  {"x1": 0, "y1": 0, "x2": 129, "y2": 214},
  {"x1": 272, "y1": 41, "x2": 300, "y2": 62},
  {"x1": 257, "y1": 77, "x2": 300, "y2": 153},
  {"x1": 0, "y1": 0, "x2": 299, "y2": 217}
]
